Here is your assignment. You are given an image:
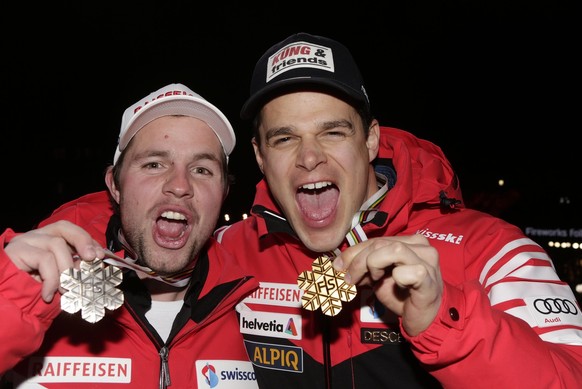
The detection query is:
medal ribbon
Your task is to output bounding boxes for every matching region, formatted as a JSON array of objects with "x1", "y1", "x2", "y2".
[
  {"x1": 326, "y1": 174, "x2": 388, "y2": 257},
  {"x1": 103, "y1": 250, "x2": 192, "y2": 287}
]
